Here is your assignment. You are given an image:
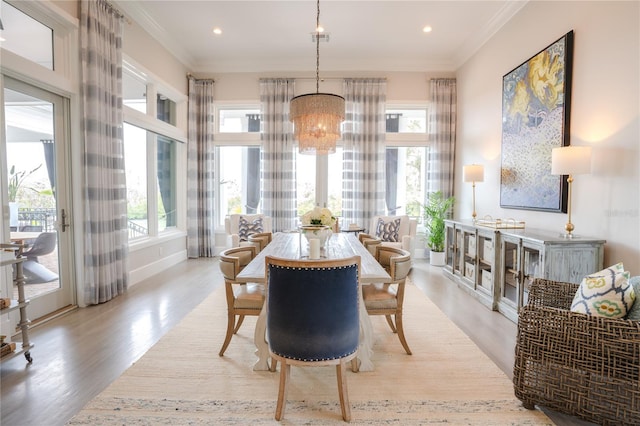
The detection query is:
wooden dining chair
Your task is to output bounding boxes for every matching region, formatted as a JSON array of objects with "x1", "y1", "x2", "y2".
[
  {"x1": 357, "y1": 232, "x2": 381, "y2": 256},
  {"x1": 362, "y1": 246, "x2": 413, "y2": 355},
  {"x1": 247, "y1": 232, "x2": 272, "y2": 253},
  {"x1": 218, "y1": 245, "x2": 263, "y2": 356},
  {"x1": 266, "y1": 256, "x2": 361, "y2": 422}
]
